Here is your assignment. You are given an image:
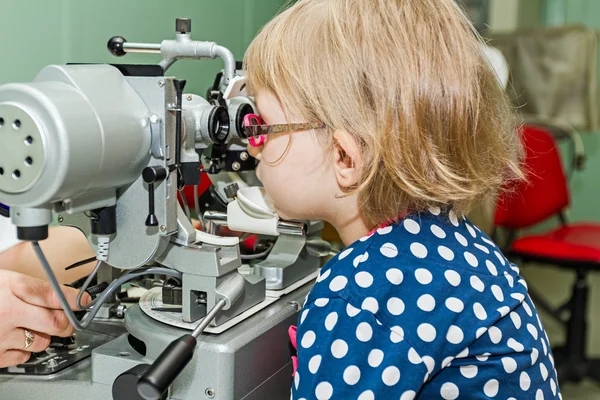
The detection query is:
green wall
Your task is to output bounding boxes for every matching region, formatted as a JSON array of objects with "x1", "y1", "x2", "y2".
[
  {"x1": 0, "y1": 0, "x2": 289, "y2": 94},
  {"x1": 541, "y1": 0, "x2": 600, "y2": 224}
]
